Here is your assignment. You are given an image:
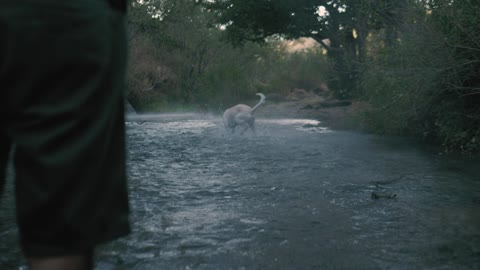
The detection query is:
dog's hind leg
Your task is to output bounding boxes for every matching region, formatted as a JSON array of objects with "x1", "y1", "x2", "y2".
[{"x1": 248, "y1": 120, "x2": 256, "y2": 135}]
